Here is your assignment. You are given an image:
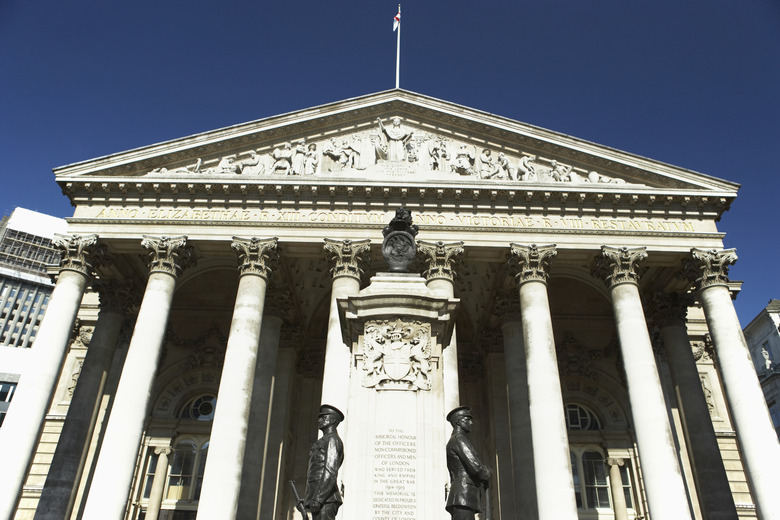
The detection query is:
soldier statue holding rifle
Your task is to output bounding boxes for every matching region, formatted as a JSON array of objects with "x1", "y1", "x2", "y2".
[{"x1": 445, "y1": 406, "x2": 492, "y2": 520}]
